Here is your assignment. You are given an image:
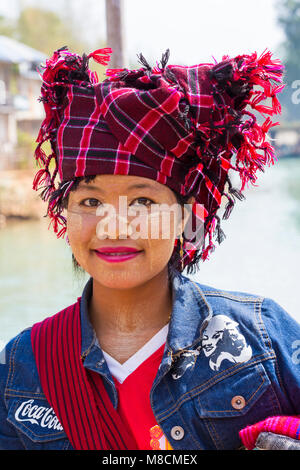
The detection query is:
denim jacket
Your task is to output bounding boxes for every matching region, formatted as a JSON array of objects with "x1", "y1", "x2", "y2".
[{"x1": 1, "y1": 272, "x2": 300, "y2": 450}]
